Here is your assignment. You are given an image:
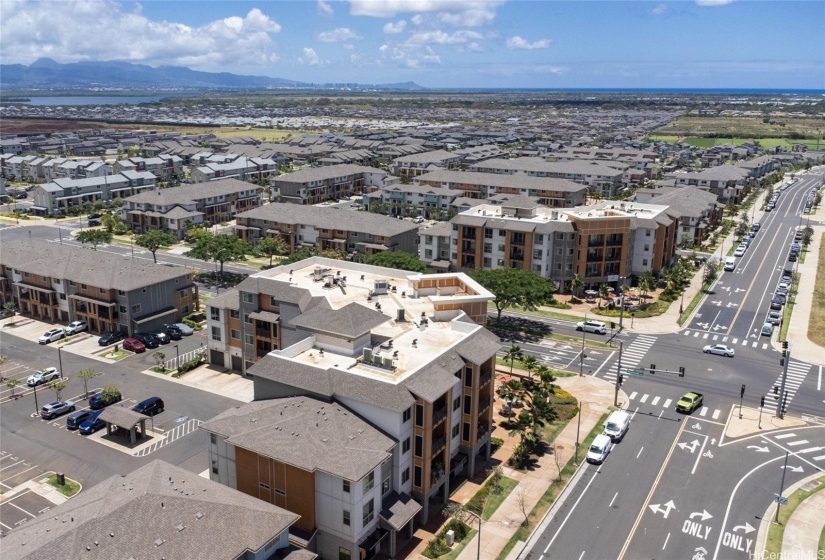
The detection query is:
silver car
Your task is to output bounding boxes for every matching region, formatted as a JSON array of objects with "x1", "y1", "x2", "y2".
[
  {"x1": 65, "y1": 320, "x2": 88, "y2": 335},
  {"x1": 27, "y1": 367, "x2": 61, "y2": 386},
  {"x1": 38, "y1": 328, "x2": 65, "y2": 344},
  {"x1": 702, "y1": 344, "x2": 735, "y2": 357},
  {"x1": 40, "y1": 401, "x2": 76, "y2": 420}
]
